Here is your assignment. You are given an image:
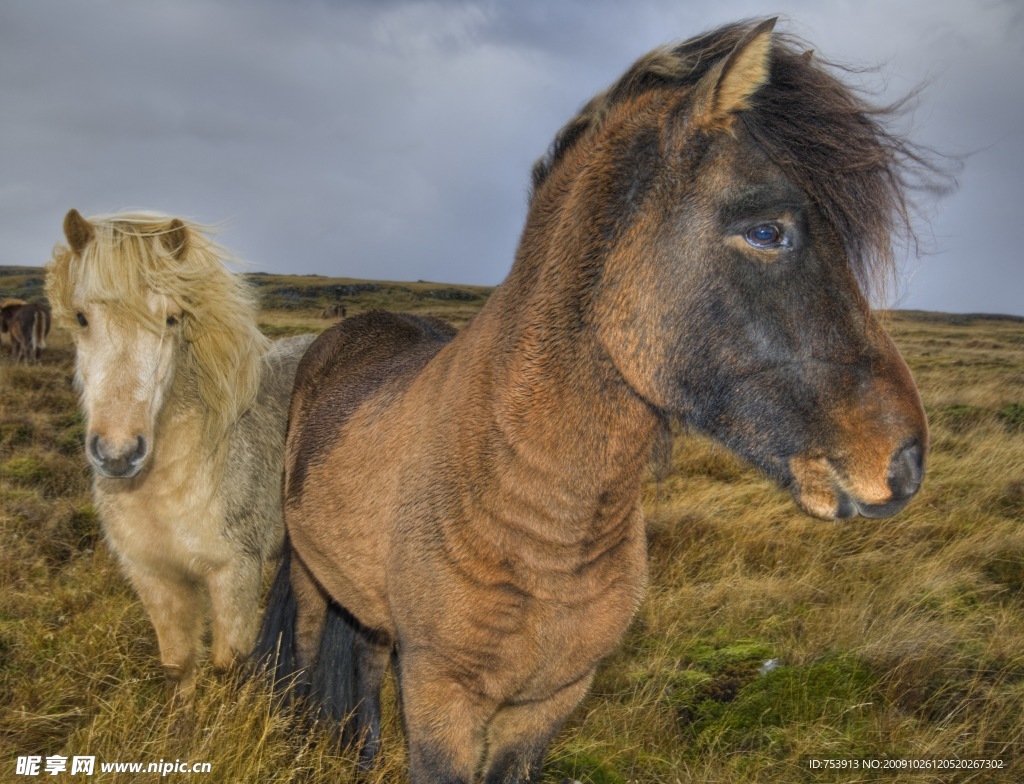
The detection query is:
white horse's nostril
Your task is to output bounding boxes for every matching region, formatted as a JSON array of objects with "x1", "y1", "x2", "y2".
[
  {"x1": 88, "y1": 433, "x2": 103, "y2": 463},
  {"x1": 130, "y1": 435, "x2": 148, "y2": 465},
  {"x1": 89, "y1": 433, "x2": 149, "y2": 477}
]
